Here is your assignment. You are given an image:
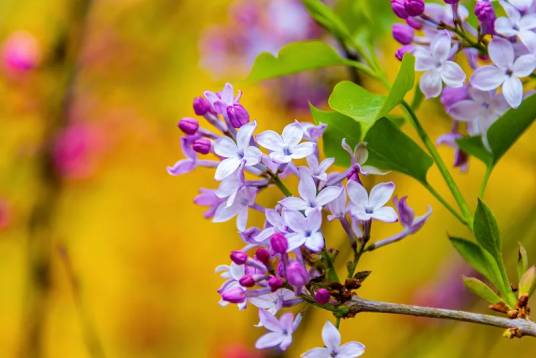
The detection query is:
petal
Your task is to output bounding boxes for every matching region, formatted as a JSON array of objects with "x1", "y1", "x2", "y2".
[
  {"x1": 257, "y1": 130, "x2": 284, "y2": 151},
  {"x1": 519, "y1": 30, "x2": 536, "y2": 53},
  {"x1": 290, "y1": 142, "x2": 315, "y2": 159},
  {"x1": 214, "y1": 158, "x2": 241, "y2": 180},
  {"x1": 520, "y1": 14, "x2": 536, "y2": 31},
  {"x1": 298, "y1": 169, "x2": 318, "y2": 202},
  {"x1": 351, "y1": 207, "x2": 372, "y2": 222},
  {"x1": 471, "y1": 66, "x2": 506, "y2": 91},
  {"x1": 213, "y1": 203, "x2": 236, "y2": 223},
  {"x1": 279, "y1": 312, "x2": 294, "y2": 332},
  {"x1": 237, "y1": 120, "x2": 257, "y2": 150},
  {"x1": 270, "y1": 151, "x2": 292, "y2": 164},
  {"x1": 258, "y1": 309, "x2": 282, "y2": 332},
  {"x1": 494, "y1": 17, "x2": 518, "y2": 37},
  {"x1": 502, "y1": 76, "x2": 523, "y2": 108},
  {"x1": 371, "y1": 207, "x2": 398, "y2": 223},
  {"x1": 513, "y1": 54, "x2": 536, "y2": 77},
  {"x1": 431, "y1": 31, "x2": 452, "y2": 63},
  {"x1": 244, "y1": 146, "x2": 262, "y2": 166},
  {"x1": 338, "y1": 342, "x2": 366, "y2": 357},
  {"x1": 369, "y1": 182, "x2": 395, "y2": 209},
  {"x1": 283, "y1": 210, "x2": 306, "y2": 232},
  {"x1": 322, "y1": 321, "x2": 341, "y2": 351},
  {"x1": 415, "y1": 49, "x2": 435, "y2": 71},
  {"x1": 420, "y1": 70, "x2": 443, "y2": 98},
  {"x1": 500, "y1": 1, "x2": 521, "y2": 22},
  {"x1": 305, "y1": 232, "x2": 324, "y2": 252},
  {"x1": 316, "y1": 186, "x2": 343, "y2": 207},
  {"x1": 441, "y1": 61, "x2": 466, "y2": 88},
  {"x1": 236, "y1": 209, "x2": 249, "y2": 232},
  {"x1": 220, "y1": 83, "x2": 234, "y2": 104},
  {"x1": 282, "y1": 123, "x2": 304, "y2": 146},
  {"x1": 255, "y1": 332, "x2": 283, "y2": 350},
  {"x1": 166, "y1": 159, "x2": 195, "y2": 176},
  {"x1": 305, "y1": 209, "x2": 323, "y2": 232},
  {"x1": 346, "y1": 181, "x2": 368, "y2": 206},
  {"x1": 489, "y1": 37, "x2": 514, "y2": 69},
  {"x1": 447, "y1": 100, "x2": 482, "y2": 122},
  {"x1": 214, "y1": 137, "x2": 238, "y2": 158},
  {"x1": 301, "y1": 348, "x2": 330, "y2": 358},
  {"x1": 279, "y1": 197, "x2": 308, "y2": 211},
  {"x1": 286, "y1": 232, "x2": 307, "y2": 252}
]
